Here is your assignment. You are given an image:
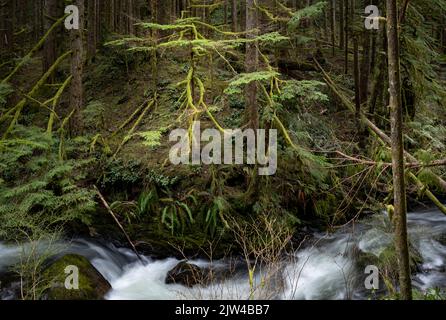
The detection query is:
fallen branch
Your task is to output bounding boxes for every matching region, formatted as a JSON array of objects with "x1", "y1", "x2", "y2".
[
  {"x1": 94, "y1": 185, "x2": 143, "y2": 261},
  {"x1": 334, "y1": 150, "x2": 446, "y2": 169}
]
